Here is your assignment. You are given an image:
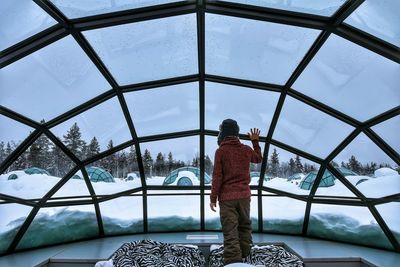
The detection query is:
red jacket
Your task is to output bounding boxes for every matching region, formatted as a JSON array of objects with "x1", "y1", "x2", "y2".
[{"x1": 210, "y1": 137, "x2": 262, "y2": 203}]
